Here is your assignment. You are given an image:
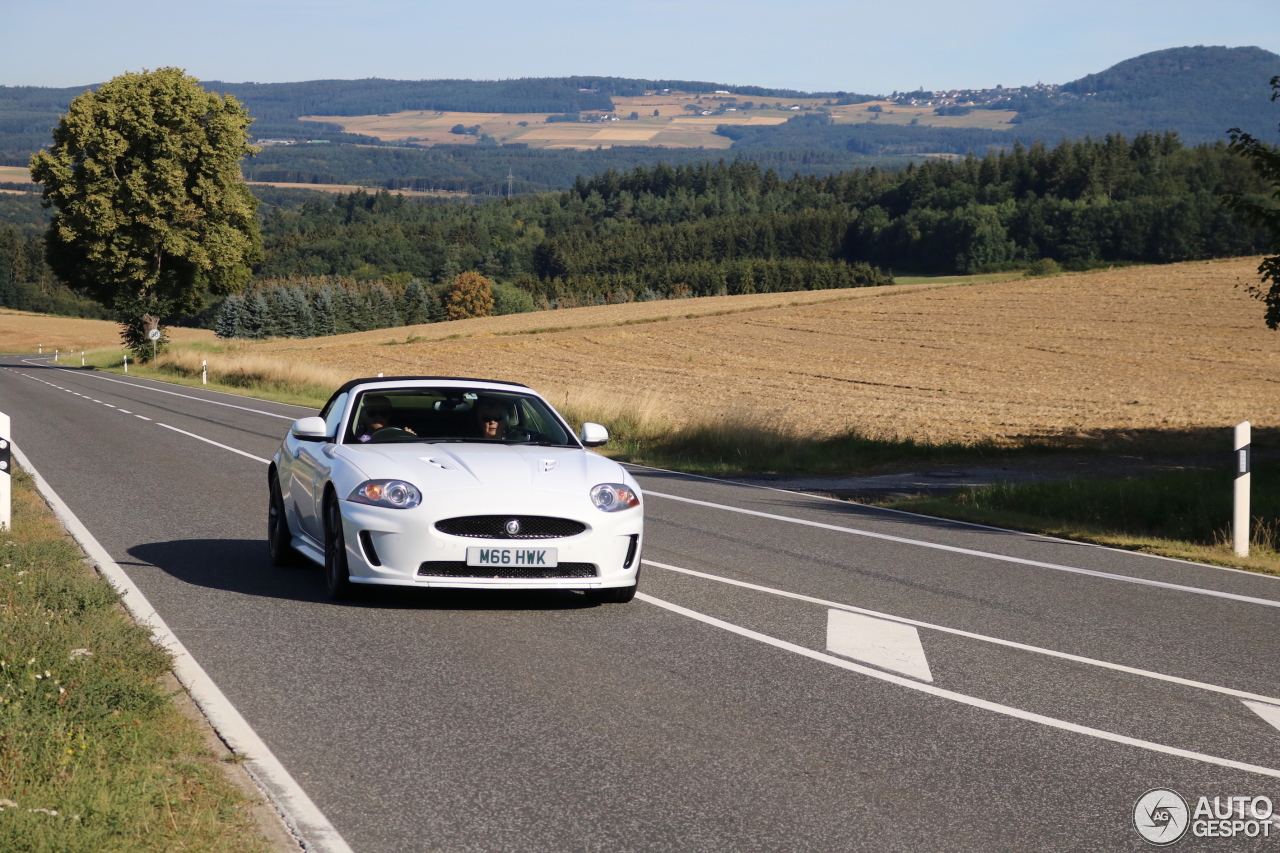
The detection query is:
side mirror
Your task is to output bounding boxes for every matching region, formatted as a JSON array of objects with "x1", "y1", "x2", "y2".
[
  {"x1": 580, "y1": 422, "x2": 609, "y2": 447},
  {"x1": 291, "y1": 416, "x2": 330, "y2": 441}
]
